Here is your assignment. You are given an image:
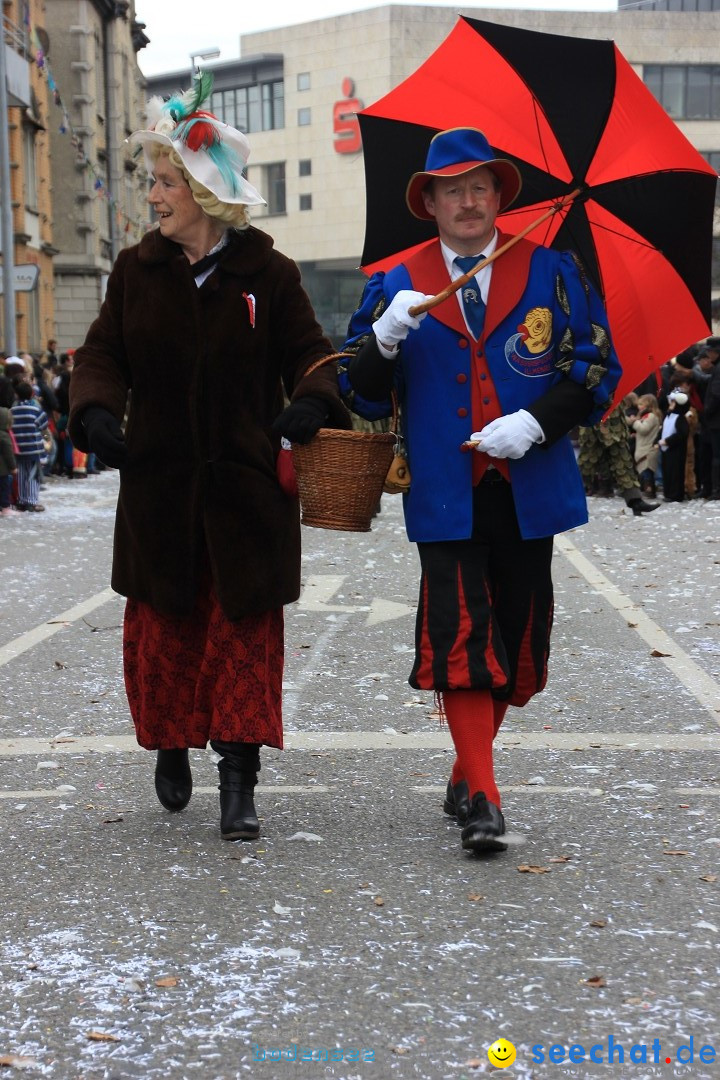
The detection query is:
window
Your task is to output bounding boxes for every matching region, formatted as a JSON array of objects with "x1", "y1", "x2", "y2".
[
  {"x1": 211, "y1": 80, "x2": 285, "y2": 132},
  {"x1": 299, "y1": 159, "x2": 312, "y2": 177},
  {"x1": 298, "y1": 107, "x2": 311, "y2": 127},
  {"x1": 248, "y1": 84, "x2": 262, "y2": 133},
  {"x1": 262, "y1": 80, "x2": 284, "y2": 131},
  {"x1": 620, "y1": 0, "x2": 720, "y2": 8},
  {"x1": 297, "y1": 72, "x2": 311, "y2": 91},
  {"x1": 23, "y1": 126, "x2": 38, "y2": 211},
  {"x1": 644, "y1": 64, "x2": 720, "y2": 119},
  {"x1": 264, "y1": 162, "x2": 286, "y2": 215},
  {"x1": 94, "y1": 34, "x2": 105, "y2": 120},
  {"x1": 299, "y1": 194, "x2": 312, "y2": 211},
  {"x1": 704, "y1": 150, "x2": 720, "y2": 187},
  {"x1": 701, "y1": 152, "x2": 720, "y2": 290},
  {"x1": 26, "y1": 288, "x2": 41, "y2": 354}
]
